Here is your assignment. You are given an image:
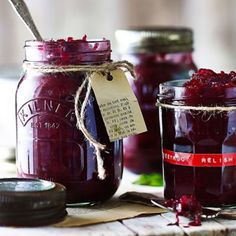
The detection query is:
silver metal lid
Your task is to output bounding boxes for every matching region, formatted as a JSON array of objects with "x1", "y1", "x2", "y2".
[
  {"x1": 115, "y1": 27, "x2": 193, "y2": 54},
  {"x1": 0, "y1": 178, "x2": 67, "y2": 226}
]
